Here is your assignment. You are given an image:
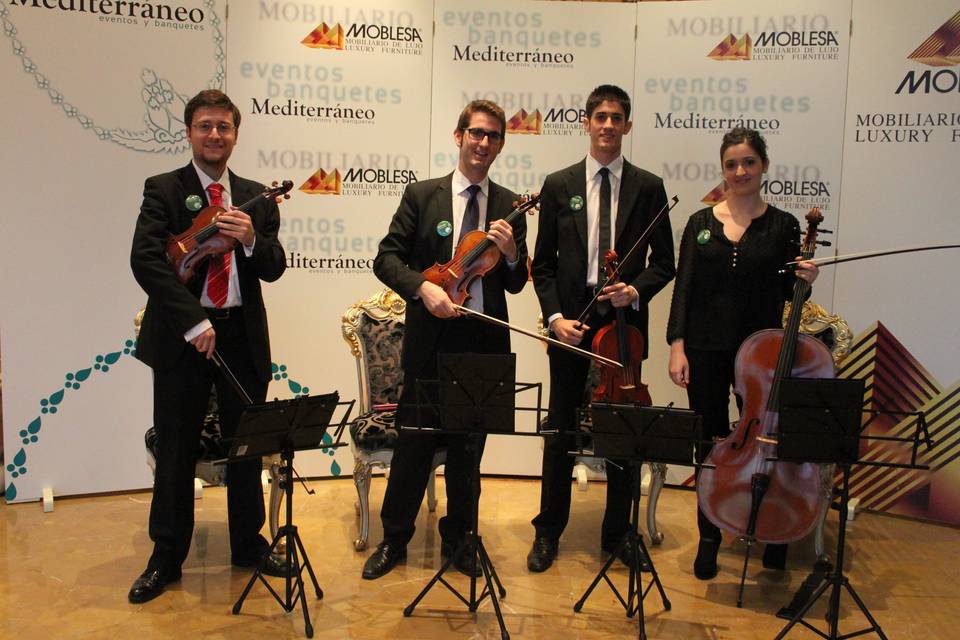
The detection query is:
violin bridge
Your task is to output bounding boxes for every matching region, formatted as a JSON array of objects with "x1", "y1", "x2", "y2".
[{"x1": 756, "y1": 435, "x2": 778, "y2": 445}]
